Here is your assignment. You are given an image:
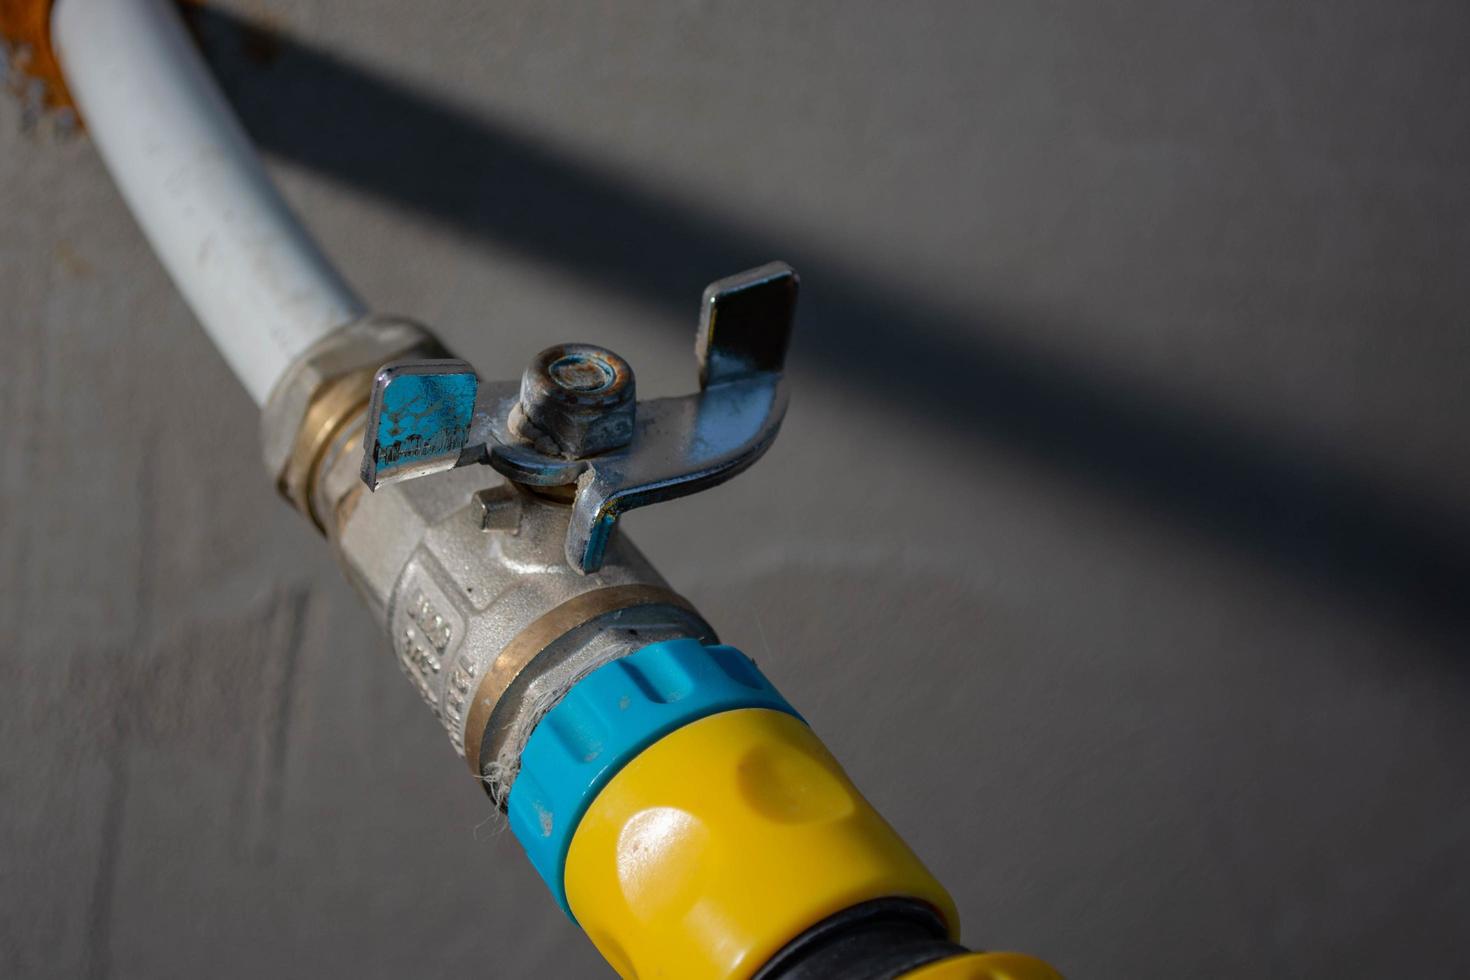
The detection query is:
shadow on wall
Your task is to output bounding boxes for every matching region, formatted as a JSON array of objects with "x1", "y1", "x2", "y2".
[{"x1": 190, "y1": 7, "x2": 1470, "y2": 634}]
